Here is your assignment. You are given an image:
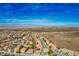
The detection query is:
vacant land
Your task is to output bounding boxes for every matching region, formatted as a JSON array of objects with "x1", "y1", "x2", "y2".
[{"x1": 0, "y1": 27, "x2": 79, "y2": 56}]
